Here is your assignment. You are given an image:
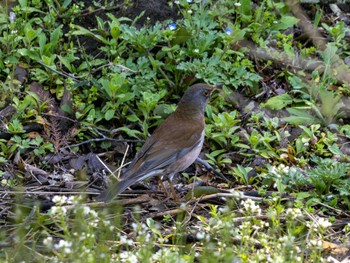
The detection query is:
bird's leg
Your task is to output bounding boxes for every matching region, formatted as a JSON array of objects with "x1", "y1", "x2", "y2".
[
  {"x1": 157, "y1": 177, "x2": 169, "y2": 196},
  {"x1": 156, "y1": 177, "x2": 179, "y2": 202},
  {"x1": 166, "y1": 177, "x2": 179, "y2": 202}
]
